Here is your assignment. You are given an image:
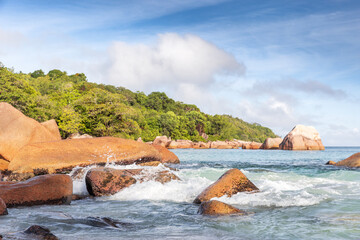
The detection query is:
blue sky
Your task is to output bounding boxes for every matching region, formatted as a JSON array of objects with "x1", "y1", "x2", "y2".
[{"x1": 0, "y1": 0, "x2": 359, "y2": 145}]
